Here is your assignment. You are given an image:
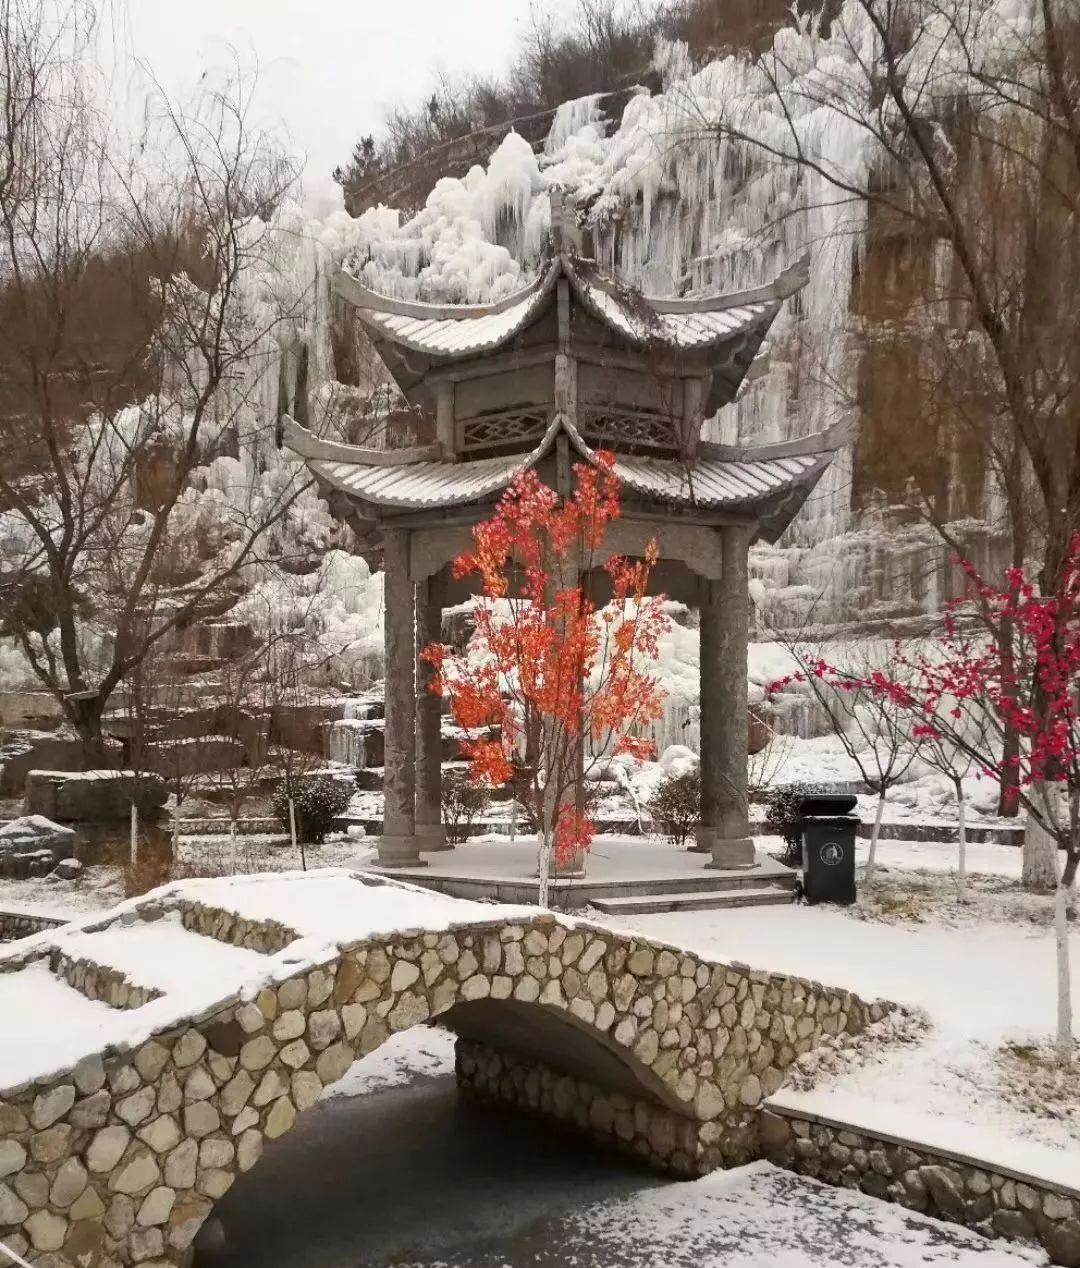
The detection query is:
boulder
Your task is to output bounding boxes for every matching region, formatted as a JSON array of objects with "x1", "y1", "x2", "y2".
[
  {"x1": 25, "y1": 770, "x2": 167, "y2": 823},
  {"x1": 0, "y1": 692, "x2": 65, "y2": 729},
  {"x1": 51, "y1": 857, "x2": 84, "y2": 881},
  {"x1": 0, "y1": 730, "x2": 121, "y2": 796},
  {"x1": 0, "y1": 815, "x2": 78, "y2": 878}
]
